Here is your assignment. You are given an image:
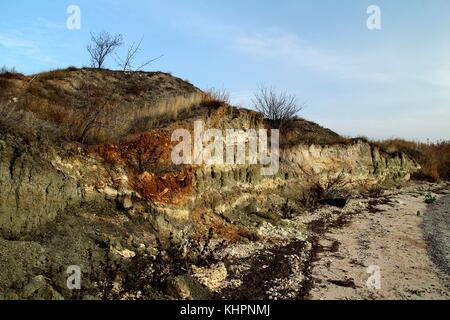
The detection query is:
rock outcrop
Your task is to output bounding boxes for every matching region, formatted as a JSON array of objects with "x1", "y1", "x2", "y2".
[{"x1": 0, "y1": 135, "x2": 80, "y2": 237}]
